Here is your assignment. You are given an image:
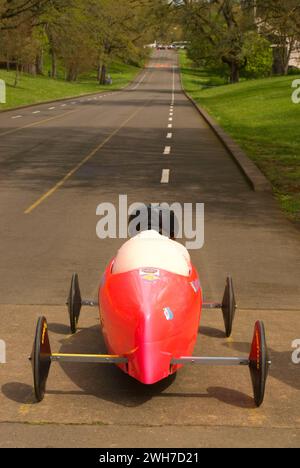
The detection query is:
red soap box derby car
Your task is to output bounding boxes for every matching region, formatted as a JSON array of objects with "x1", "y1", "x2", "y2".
[{"x1": 30, "y1": 215, "x2": 271, "y2": 407}]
